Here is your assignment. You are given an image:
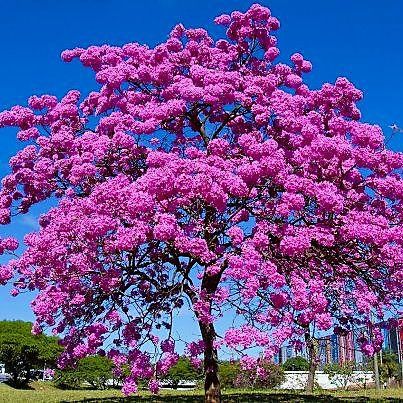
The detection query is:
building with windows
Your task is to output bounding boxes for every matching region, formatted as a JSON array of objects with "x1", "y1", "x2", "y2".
[{"x1": 274, "y1": 317, "x2": 402, "y2": 369}]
